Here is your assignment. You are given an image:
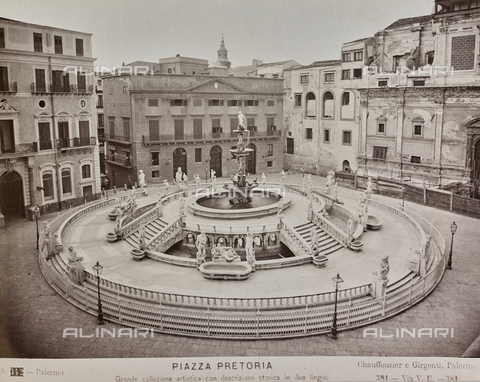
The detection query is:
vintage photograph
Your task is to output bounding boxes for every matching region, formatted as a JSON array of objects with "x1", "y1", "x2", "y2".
[{"x1": 0, "y1": 1, "x2": 479, "y2": 381}]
